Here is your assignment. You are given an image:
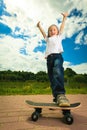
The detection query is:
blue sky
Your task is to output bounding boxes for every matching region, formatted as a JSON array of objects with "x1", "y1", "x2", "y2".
[{"x1": 0, "y1": 0, "x2": 87, "y2": 74}]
